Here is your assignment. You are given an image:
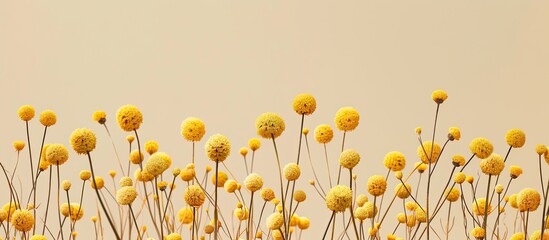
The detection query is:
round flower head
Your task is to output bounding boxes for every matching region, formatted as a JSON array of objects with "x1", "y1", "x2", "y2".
[
  {"x1": 431, "y1": 89, "x2": 448, "y2": 104},
  {"x1": 205, "y1": 134, "x2": 231, "y2": 162},
  {"x1": 480, "y1": 153, "x2": 505, "y2": 175},
  {"x1": 444, "y1": 187, "x2": 460, "y2": 202},
  {"x1": 334, "y1": 107, "x2": 360, "y2": 131},
  {"x1": 260, "y1": 188, "x2": 275, "y2": 201},
  {"x1": 454, "y1": 172, "x2": 466, "y2": 184},
  {"x1": 126, "y1": 135, "x2": 135, "y2": 143},
  {"x1": 119, "y1": 176, "x2": 133, "y2": 187},
  {"x1": 469, "y1": 137, "x2": 494, "y2": 159},
  {"x1": 293, "y1": 190, "x2": 306, "y2": 202},
  {"x1": 417, "y1": 141, "x2": 441, "y2": 164},
  {"x1": 0, "y1": 209, "x2": 7, "y2": 222},
  {"x1": 367, "y1": 175, "x2": 387, "y2": 197},
  {"x1": 509, "y1": 232, "x2": 525, "y2": 240},
  {"x1": 356, "y1": 194, "x2": 369, "y2": 207},
  {"x1": 495, "y1": 184, "x2": 504, "y2": 194},
  {"x1": 45, "y1": 144, "x2": 69, "y2": 165},
  {"x1": 415, "y1": 207, "x2": 427, "y2": 222},
  {"x1": 92, "y1": 111, "x2": 106, "y2": 124},
  {"x1": 70, "y1": 128, "x2": 96, "y2": 154},
  {"x1": 177, "y1": 207, "x2": 193, "y2": 224},
  {"x1": 144, "y1": 152, "x2": 172, "y2": 177},
  {"x1": 60, "y1": 203, "x2": 84, "y2": 221},
  {"x1": 293, "y1": 93, "x2": 316, "y2": 115},
  {"x1": 204, "y1": 224, "x2": 214, "y2": 234},
  {"x1": 165, "y1": 233, "x2": 182, "y2": 240},
  {"x1": 62, "y1": 180, "x2": 71, "y2": 191},
  {"x1": 244, "y1": 173, "x2": 264, "y2": 192},
  {"x1": 239, "y1": 147, "x2": 248, "y2": 156},
  {"x1": 180, "y1": 167, "x2": 196, "y2": 182},
  {"x1": 283, "y1": 163, "x2": 301, "y2": 181},
  {"x1": 510, "y1": 165, "x2": 523, "y2": 179},
  {"x1": 3, "y1": 202, "x2": 20, "y2": 218},
  {"x1": 530, "y1": 230, "x2": 549, "y2": 240},
  {"x1": 448, "y1": 127, "x2": 460, "y2": 141},
  {"x1": 90, "y1": 177, "x2": 104, "y2": 189},
  {"x1": 39, "y1": 158, "x2": 50, "y2": 171},
  {"x1": 116, "y1": 186, "x2": 138, "y2": 205},
  {"x1": 384, "y1": 151, "x2": 406, "y2": 172},
  {"x1": 11, "y1": 209, "x2": 34, "y2": 232},
  {"x1": 466, "y1": 175, "x2": 475, "y2": 184},
  {"x1": 184, "y1": 185, "x2": 206, "y2": 207},
  {"x1": 452, "y1": 155, "x2": 466, "y2": 167},
  {"x1": 394, "y1": 183, "x2": 411, "y2": 199},
  {"x1": 266, "y1": 212, "x2": 284, "y2": 230},
  {"x1": 211, "y1": 171, "x2": 228, "y2": 187},
  {"x1": 116, "y1": 105, "x2": 143, "y2": 131},
  {"x1": 509, "y1": 194, "x2": 518, "y2": 209},
  {"x1": 314, "y1": 124, "x2": 334, "y2": 144},
  {"x1": 325, "y1": 185, "x2": 353, "y2": 212},
  {"x1": 415, "y1": 127, "x2": 422, "y2": 135},
  {"x1": 302, "y1": 128, "x2": 309, "y2": 135},
  {"x1": 39, "y1": 110, "x2": 57, "y2": 127},
  {"x1": 255, "y1": 112, "x2": 285, "y2": 139},
  {"x1": 414, "y1": 162, "x2": 427, "y2": 173},
  {"x1": 144, "y1": 140, "x2": 159, "y2": 155},
  {"x1": 13, "y1": 141, "x2": 25, "y2": 151},
  {"x1": 354, "y1": 207, "x2": 368, "y2": 221},
  {"x1": 394, "y1": 171, "x2": 403, "y2": 180},
  {"x1": 248, "y1": 138, "x2": 261, "y2": 151},
  {"x1": 339, "y1": 149, "x2": 361, "y2": 169},
  {"x1": 129, "y1": 150, "x2": 144, "y2": 165},
  {"x1": 18, "y1": 105, "x2": 35, "y2": 121},
  {"x1": 29, "y1": 234, "x2": 48, "y2": 240},
  {"x1": 234, "y1": 207, "x2": 249, "y2": 220},
  {"x1": 506, "y1": 129, "x2": 526, "y2": 148},
  {"x1": 536, "y1": 144, "x2": 548, "y2": 155},
  {"x1": 181, "y1": 117, "x2": 206, "y2": 142},
  {"x1": 470, "y1": 227, "x2": 485, "y2": 239},
  {"x1": 298, "y1": 217, "x2": 310, "y2": 230},
  {"x1": 224, "y1": 179, "x2": 238, "y2": 193},
  {"x1": 472, "y1": 198, "x2": 492, "y2": 215},
  {"x1": 517, "y1": 188, "x2": 541, "y2": 212}
]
